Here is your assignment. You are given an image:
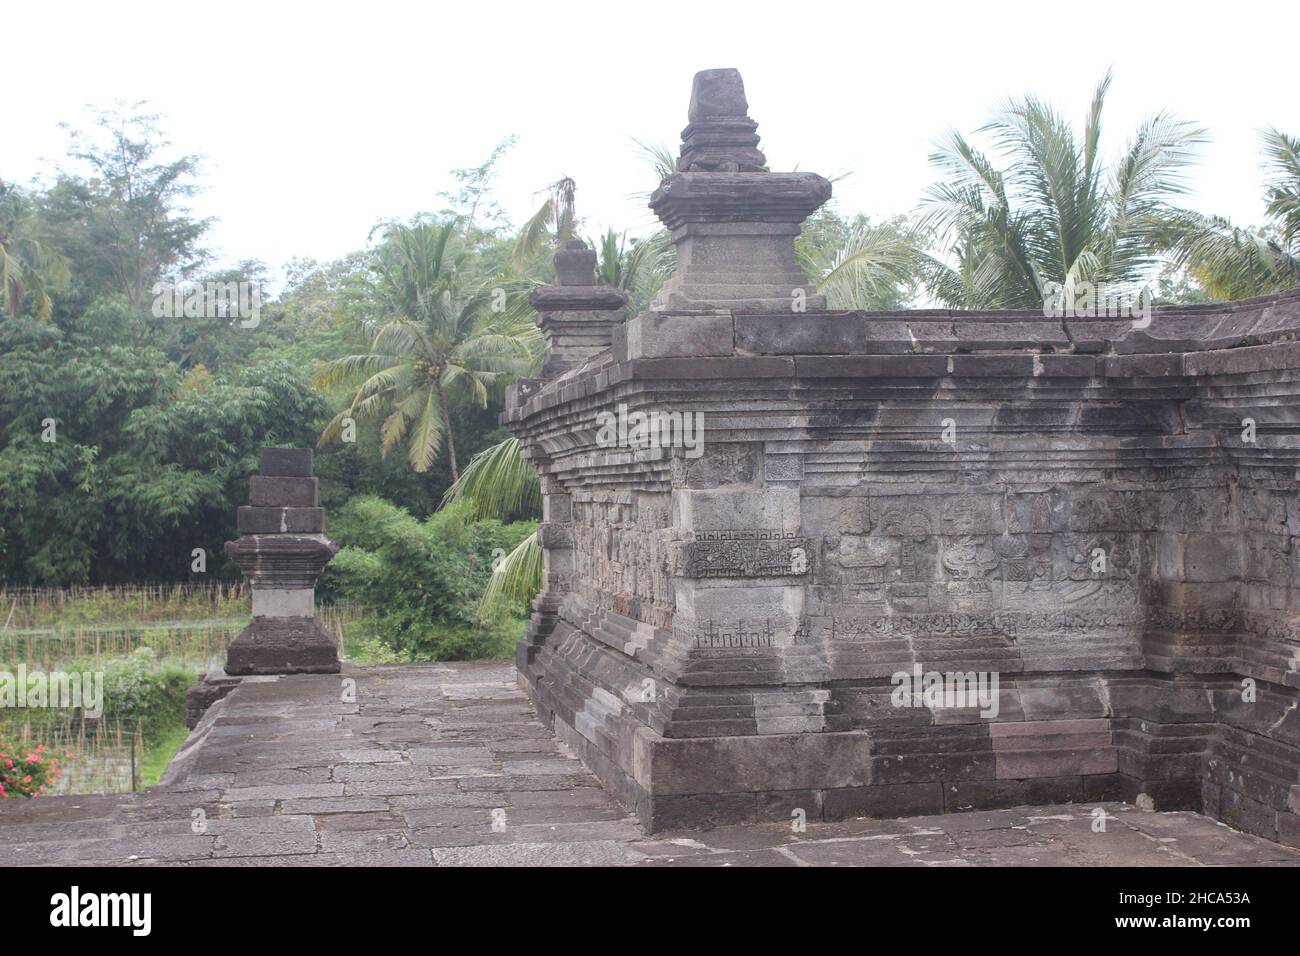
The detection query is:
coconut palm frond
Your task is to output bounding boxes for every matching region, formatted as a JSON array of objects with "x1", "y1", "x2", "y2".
[
  {"x1": 512, "y1": 177, "x2": 577, "y2": 269},
  {"x1": 800, "y1": 222, "x2": 923, "y2": 312},
  {"x1": 631, "y1": 138, "x2": 677, "y2": 185},
  {"x1": 312, "y1": 353, "x2": 406, "y2": 392},
  {"x1": 441, "y1": 363, "x2": 491, "y2": 408},
  {"x1": 0, "y1": 181, "x2": 71, "y2": 321},
  {"x1": 442, "y1": 437, "x2": 541, "y2": 521},
  {"x1": 404, "y1": 388, "x2": 443, "y2": 472},
  {"x1": 1166, "y1": 128, "x2": 1300, "y2": 300},
  {"x1": 1262, "y1": 128, "x2": 1300, "y2": 246},
  {"x1": 477, "y1": 531, "x2": 543, "y2": 624},
  {"x1": 318, "y1": 222, "x2": 539, "y2": 478},
  {"x1": 921, "y1": 73, "x2": 1207, "y2": 307}
]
